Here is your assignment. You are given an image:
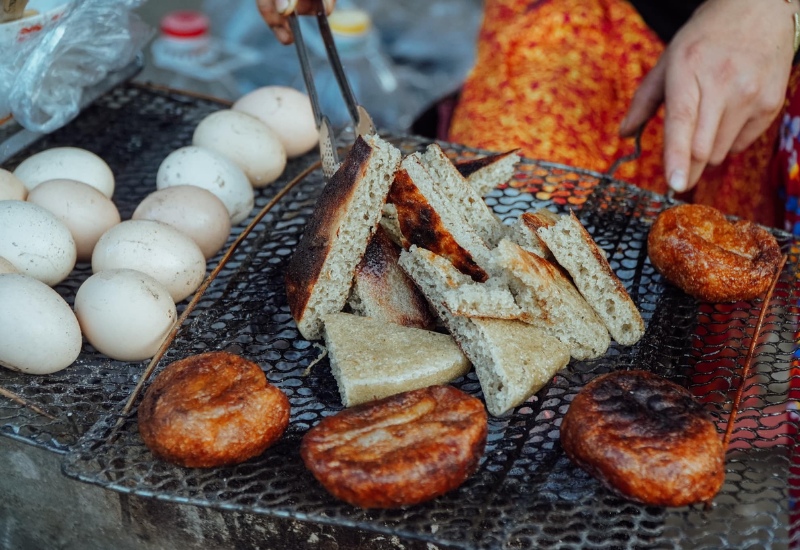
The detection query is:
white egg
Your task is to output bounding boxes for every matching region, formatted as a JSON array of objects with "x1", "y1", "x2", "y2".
[
  {"x1": 92, "y1": 219, "x2": 206, "y2": 303},
  {"x1": 0, "y1": 274, "x2": 82, "y2": 374},
  {"x1": 13, "y1": 147, "x2": 115, "y2": 197},
  {"x1": 74, "y1": 269, "x2": 177, "y2": 362},
  {"x1": 0, "y1": 168, "x2": 26, "y2": 200},
  {"x1": 27, "y1": 179, "x2": 121, "y2": 263},
  {"x1": 0, "y1": 256, "x2": 19, "y2": 274},
  {"x1": 0, "y1": 201, "x2": 76, "y2": 286},
  {"x1": 192, "y1": 109, "x2": 287, "y2": 188},
  {"x1": 156, "y1": 146, "x2": 255, "y2": 225},
  {"x1": 132, "y1": 185, "x2": 231, "y2": 260},
  {"x1": 232, "y1": 86, "x2": 319, "y2": 158}
]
